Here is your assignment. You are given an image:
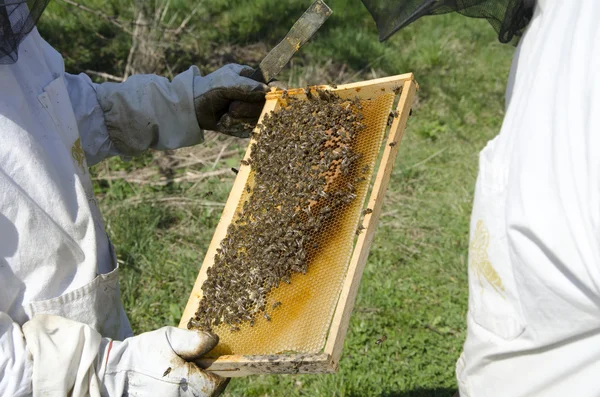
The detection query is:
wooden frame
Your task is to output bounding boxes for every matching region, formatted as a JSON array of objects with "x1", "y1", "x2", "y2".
[{"x1": 179, "y1": 73, "x2": 418, "y2": 377}]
